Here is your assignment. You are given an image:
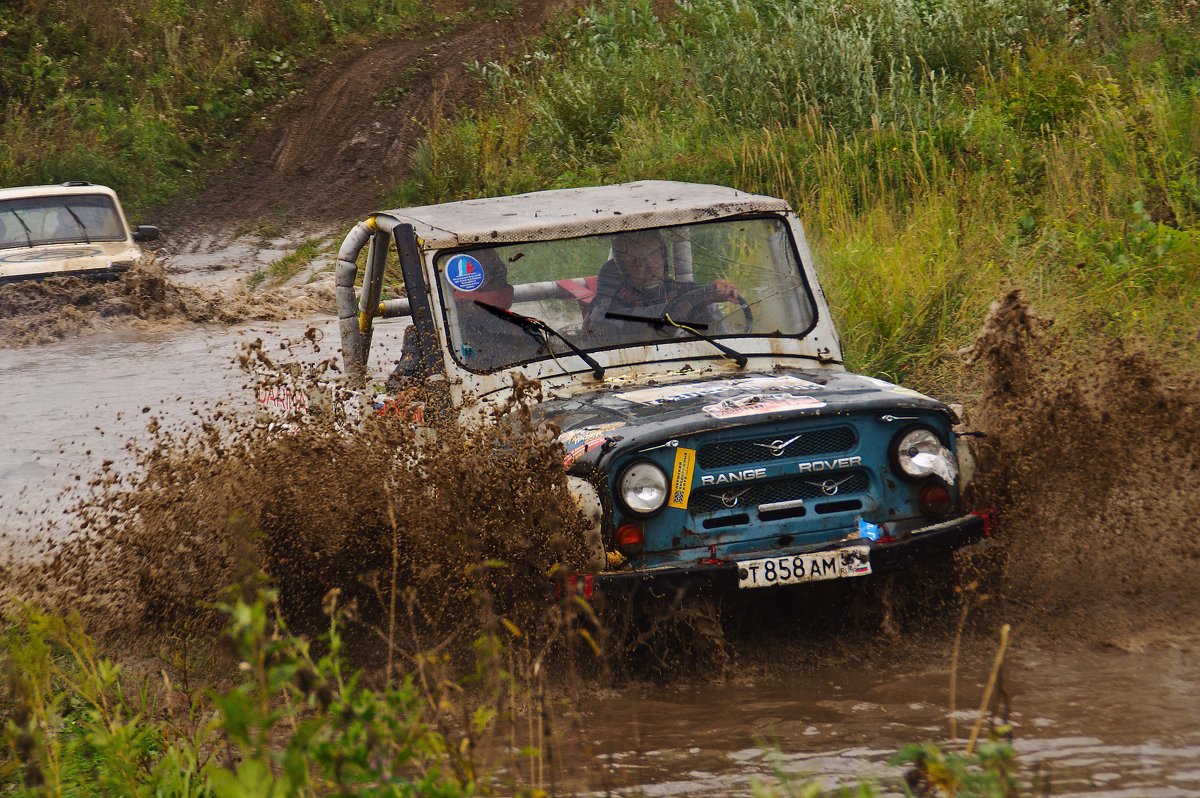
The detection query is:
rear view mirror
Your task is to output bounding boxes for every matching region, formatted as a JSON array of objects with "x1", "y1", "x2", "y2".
[{"x1": 132, "y1": 225, "x2": 159, "y2": 242}]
